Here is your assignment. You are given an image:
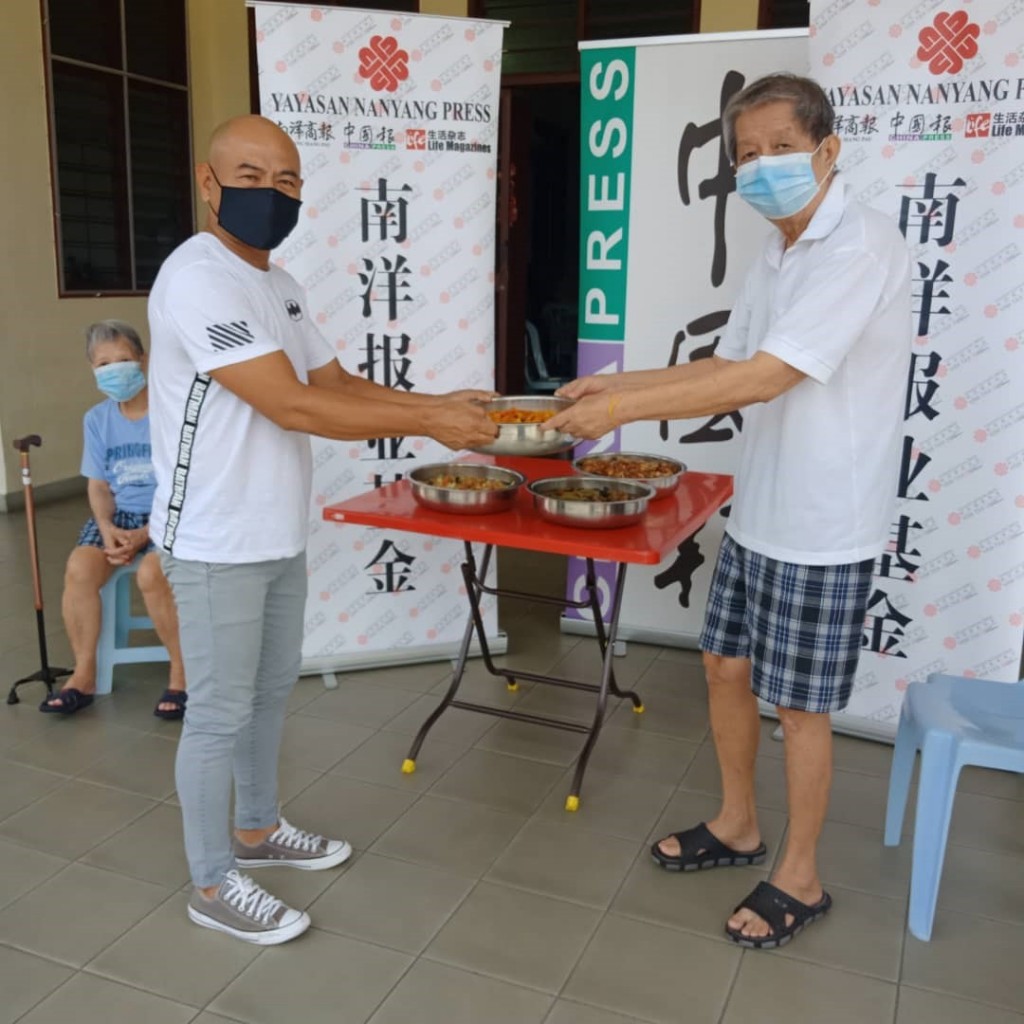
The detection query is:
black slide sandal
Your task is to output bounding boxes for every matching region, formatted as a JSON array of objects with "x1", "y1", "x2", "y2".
[
  {"x1": 153, "y1": 689, "x2": 187, "y2": 720},
  {"x1": 39, "y1": 687, "x2": 94, "y2": 715},
  {"x1": 651, "y1": 822, "x2": 767, "y2": 872},
  {"x1": 726, "y1": 881, "x2": 832, "y2": 950}
]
